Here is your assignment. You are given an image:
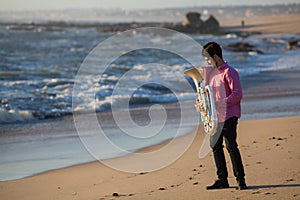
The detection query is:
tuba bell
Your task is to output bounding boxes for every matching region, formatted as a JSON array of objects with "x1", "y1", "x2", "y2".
[{"x1": 184, "y1": 67, "x2": 218, "y2": 135}]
